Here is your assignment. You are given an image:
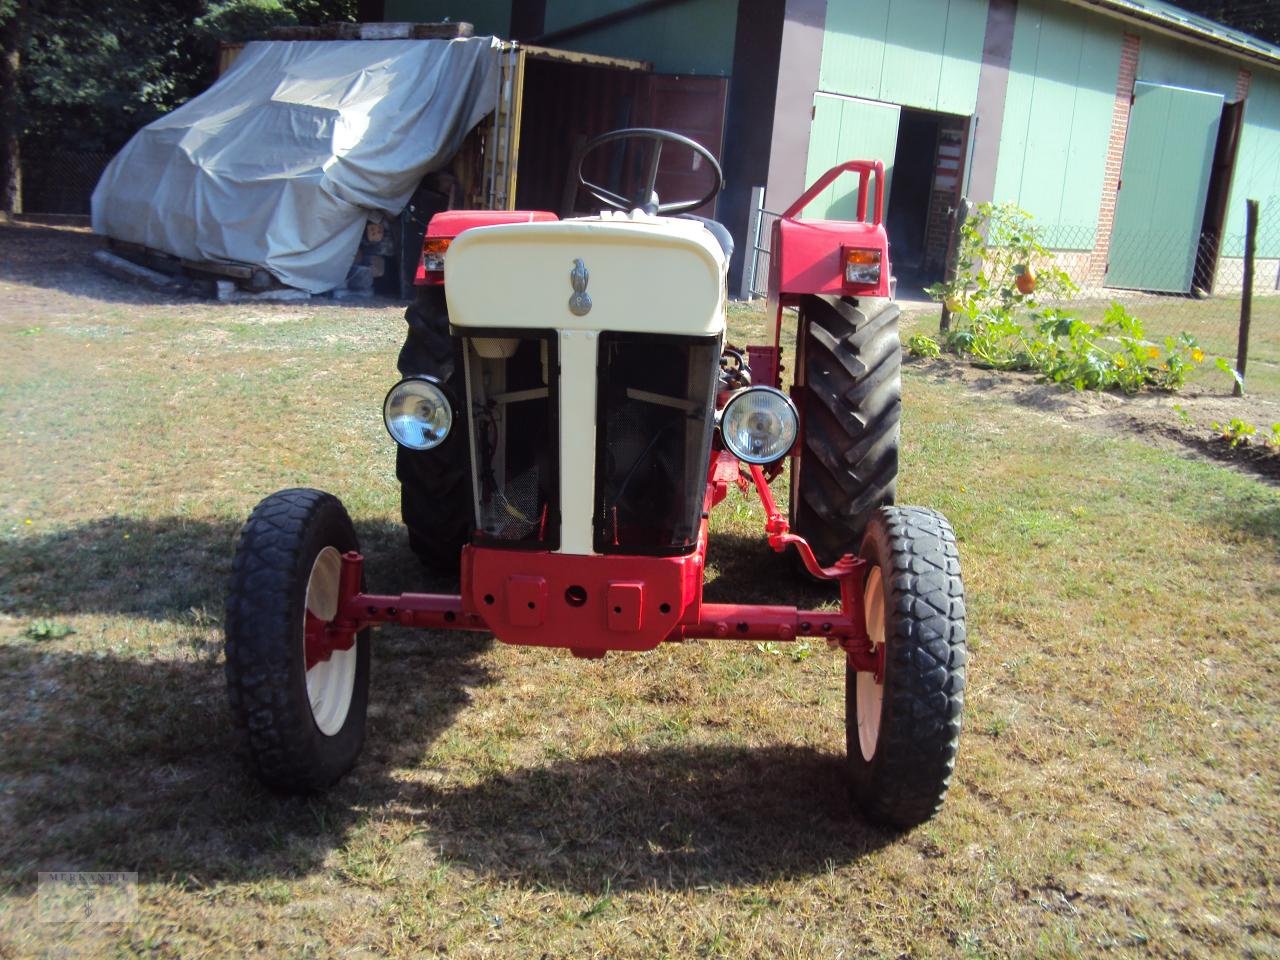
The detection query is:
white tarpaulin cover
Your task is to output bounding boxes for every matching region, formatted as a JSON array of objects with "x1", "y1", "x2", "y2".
[{"x1": 92, "y1": 37, "x2": 499, "y2": 293}]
